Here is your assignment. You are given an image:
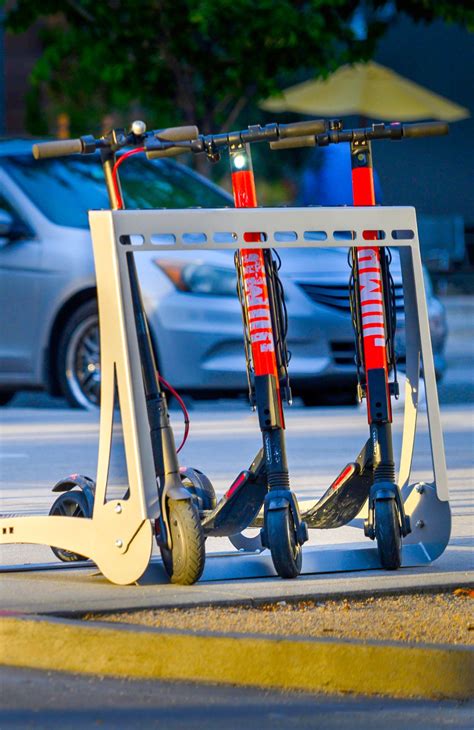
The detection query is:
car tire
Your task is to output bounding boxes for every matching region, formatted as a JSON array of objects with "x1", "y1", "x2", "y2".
[
  {"x1": 0, "y1": 390, "x2": 16, "y2": 406},
  {"x1": 301, "y1": 387, "x2": 357, "y2": 407},
  {"x1": 57, "y1": 300, "x2": 101, "y2": 409}
]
